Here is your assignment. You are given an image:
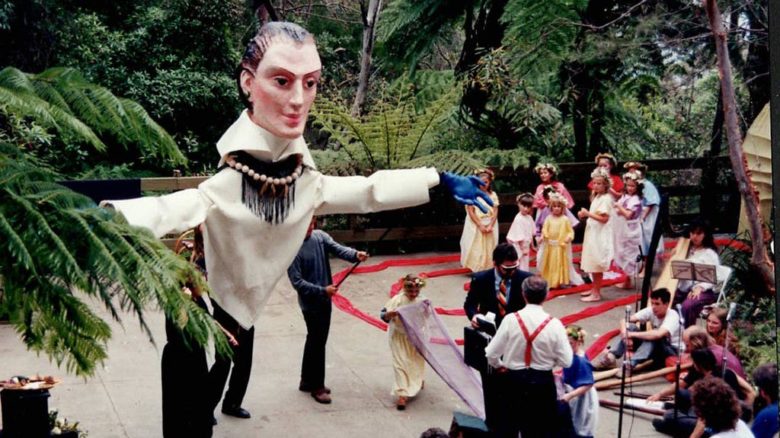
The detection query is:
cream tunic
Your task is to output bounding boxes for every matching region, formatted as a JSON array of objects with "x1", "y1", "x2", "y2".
[{"x1": 106, "y1": 110, "x2": 439, "y2": 328}]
